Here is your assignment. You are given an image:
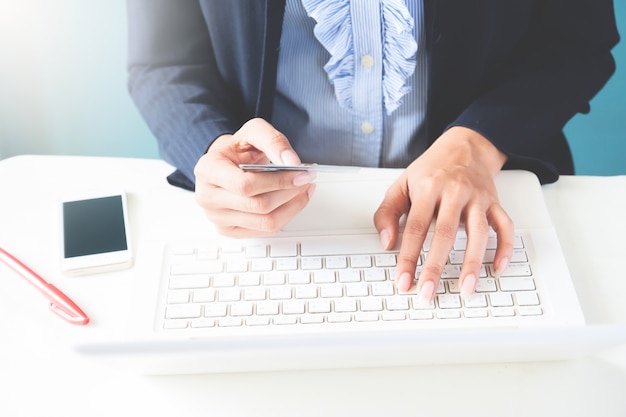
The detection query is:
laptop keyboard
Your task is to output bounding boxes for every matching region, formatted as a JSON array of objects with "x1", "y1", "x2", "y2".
[{"x1": 159, "y1": 231, "x2": 542, "y2": 331}]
